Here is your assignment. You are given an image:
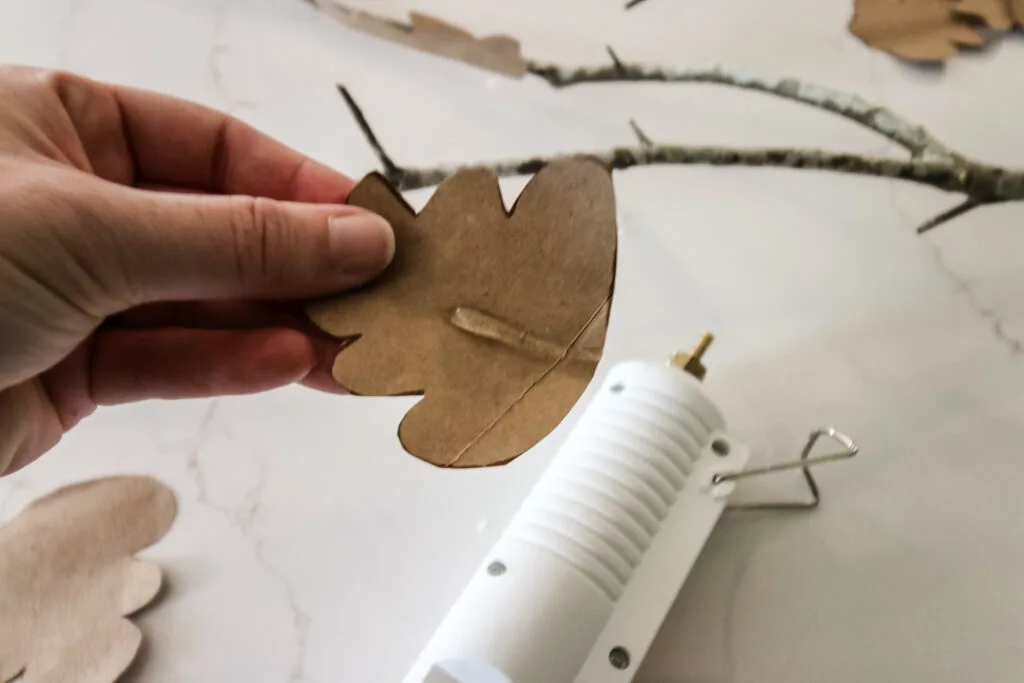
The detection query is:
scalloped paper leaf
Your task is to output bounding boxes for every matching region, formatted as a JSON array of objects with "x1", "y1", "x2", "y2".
[
  {"x1": 313, "y1": 1, "x2": 528, "y2": 78},
  {"x1": 0, "y1": 475, "x2": 177, "y2": 683},
  {"x1": 1011, "y1": 0, "x2": 1024, "y2": 23},
  {"x1": 850, "y1": 0, "x2": 1018, "y2": 62},
  {"x1": 305, "y1": 158, "x2": 618, "y2": 468}
]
